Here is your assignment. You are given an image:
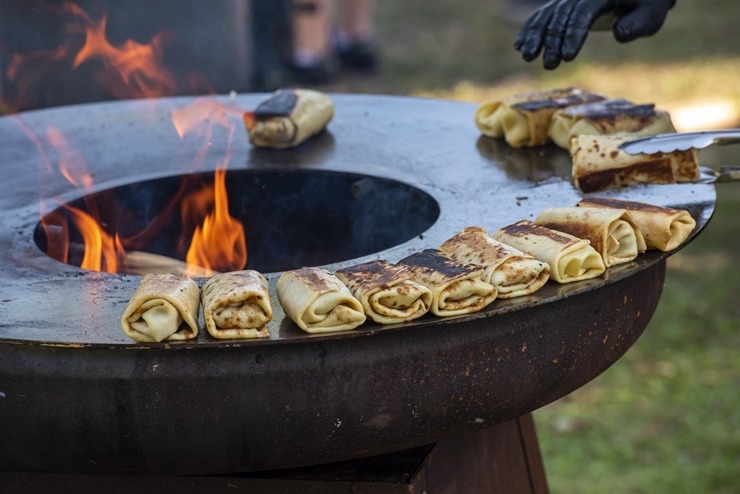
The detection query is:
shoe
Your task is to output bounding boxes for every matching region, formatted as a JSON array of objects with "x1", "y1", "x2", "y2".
[
  {"x1": 288, "y1": 58, "x2": 339, "y2": 86},
  {"x1": 336, "y1": 40, "x2": 379, "y2": 73}
]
